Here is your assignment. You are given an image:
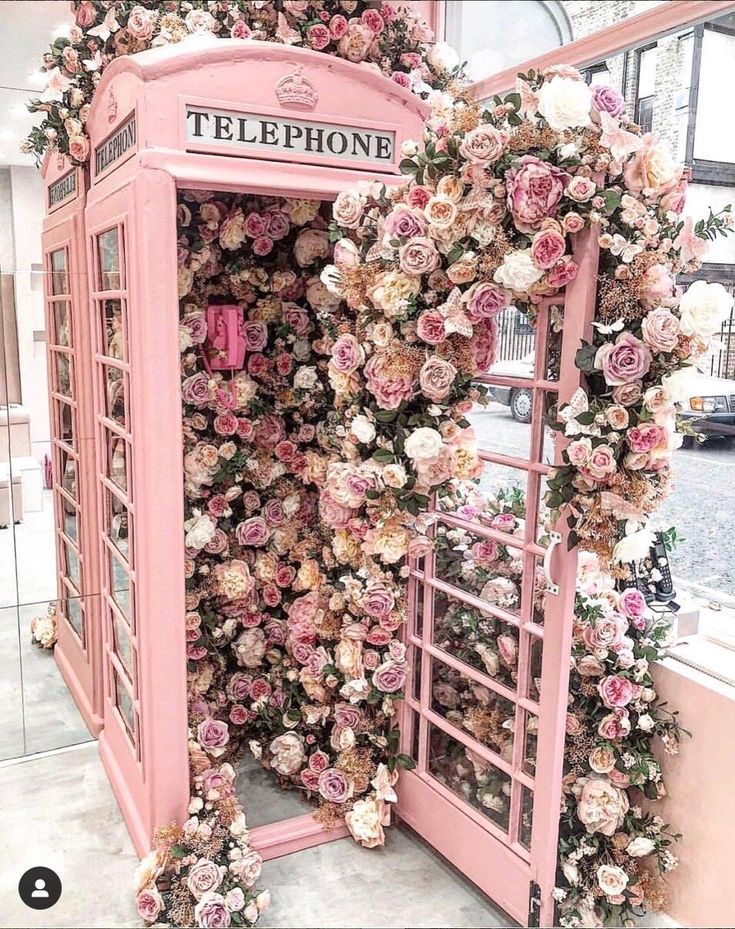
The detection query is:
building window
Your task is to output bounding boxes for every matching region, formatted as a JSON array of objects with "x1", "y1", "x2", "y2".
[
  {"x1": 635, "y1": 45, "x2": 657, "y2": 133},
  {"x1": 584, "y1": 63, "x2": 611, "y2": 86},
  {"x1": 445, "y1": 0, "x2": 572, "y2": 82},
  {"x1": 675, "y1": 33, "x2": 694, "y2": 162}
]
